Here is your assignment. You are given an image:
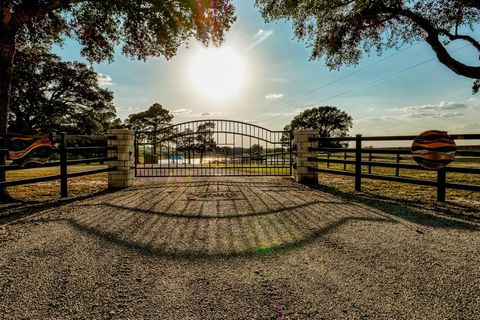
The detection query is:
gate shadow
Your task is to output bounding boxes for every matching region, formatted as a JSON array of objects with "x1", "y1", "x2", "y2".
[{"x1": 6, "y1": 178, "x2": 479, "y2": 260}]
